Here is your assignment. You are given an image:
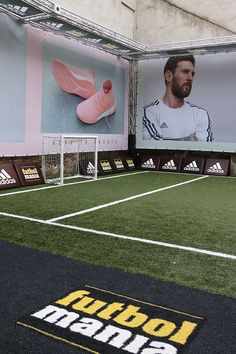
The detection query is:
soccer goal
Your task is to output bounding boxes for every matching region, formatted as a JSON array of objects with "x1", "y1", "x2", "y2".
[{"x1": 42, "y1": 135, "x2": 98, "y2": 185}]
